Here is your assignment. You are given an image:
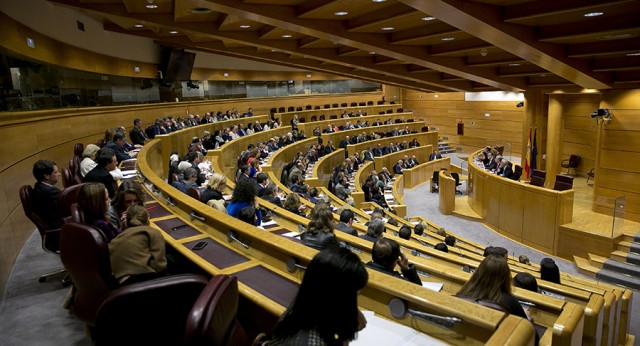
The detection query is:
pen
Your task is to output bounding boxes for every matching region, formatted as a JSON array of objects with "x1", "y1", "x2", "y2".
[{"x1": 146, "y1": 205, "x2": 158, "y2": 210}]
